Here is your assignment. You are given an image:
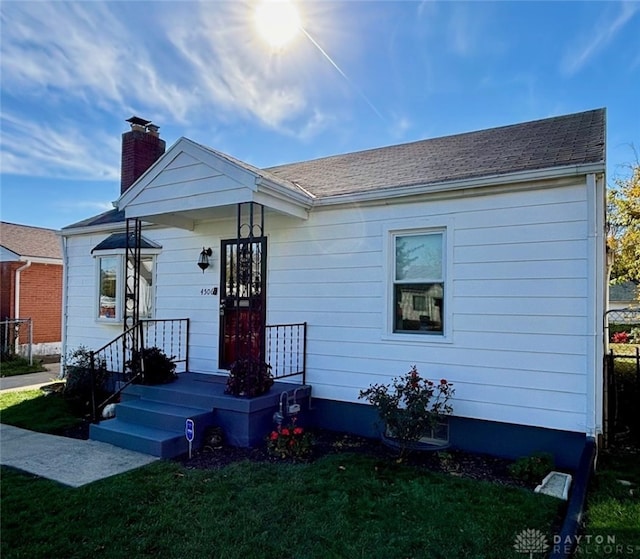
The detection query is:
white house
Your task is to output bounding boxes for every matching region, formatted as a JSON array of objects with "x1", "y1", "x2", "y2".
[{"x1": 61, "y1": 110, "x2": 607, "y2": 467}]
